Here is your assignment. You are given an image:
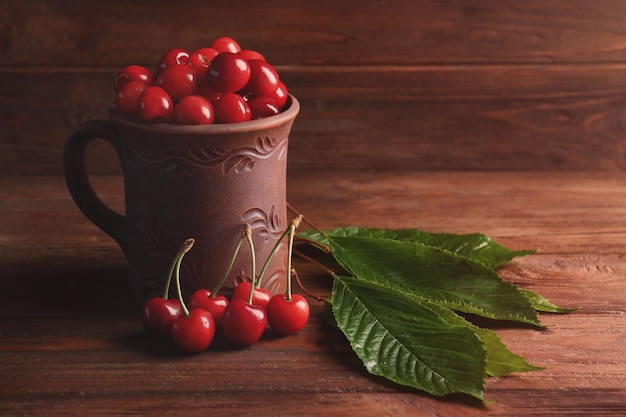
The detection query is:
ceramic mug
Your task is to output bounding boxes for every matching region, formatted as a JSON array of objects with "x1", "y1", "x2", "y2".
[{"x1": 64, "y1": 96, "x2": 299, "y2": 302}]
